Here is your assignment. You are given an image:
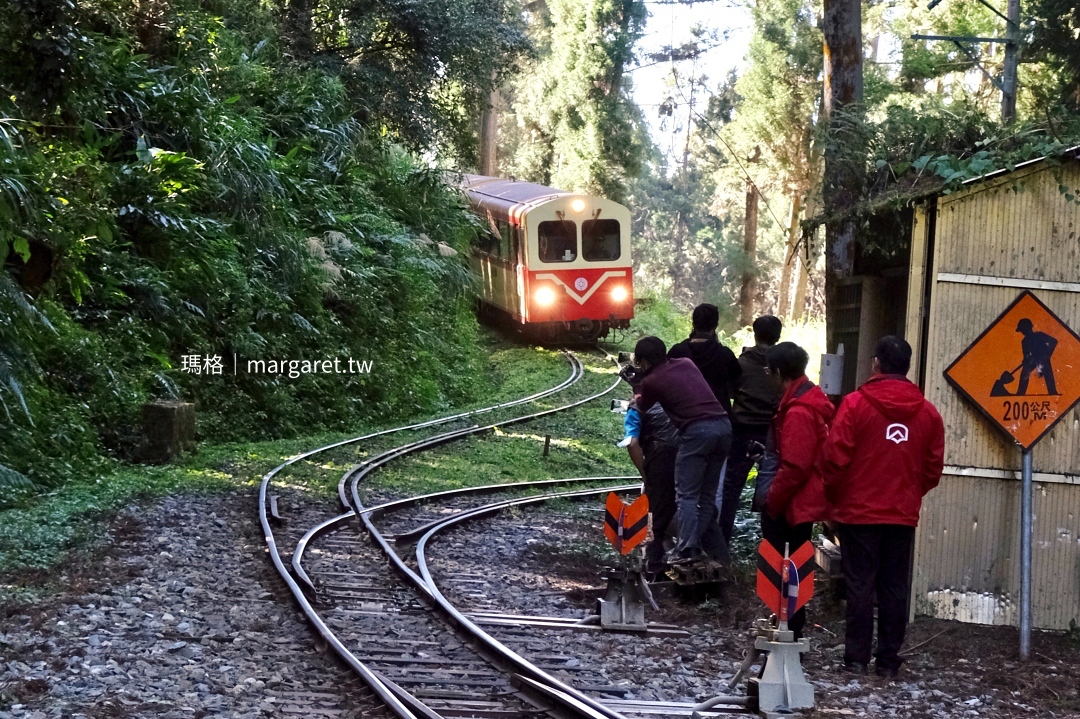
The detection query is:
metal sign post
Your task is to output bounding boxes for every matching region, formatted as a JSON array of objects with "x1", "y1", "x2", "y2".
[{"x1": 1020, "y1": 448, "x2": 1032, "y2": 659}]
